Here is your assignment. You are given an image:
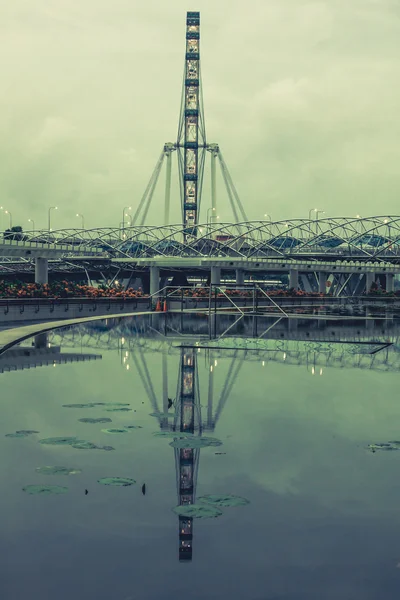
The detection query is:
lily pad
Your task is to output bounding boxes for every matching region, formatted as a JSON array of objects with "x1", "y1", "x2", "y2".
[
  {"x1": 101, "y1": 428, "x2": 129, "y2": 435},
  {"x1": 16, "y1": 430, "x2": 39, "y2": 435},
  {"x1": 153, "y1": 431, "x2": 194, "y2": 439},
  {"x1": 125, "y1": 425, "x2": 143, "y2": 430},
  {"x1": 367, "y1": 443, "x2": 399, "y2": 452},
  {"x1": 97, "y1": 477, "x2": 136, "y2": 486},
  {"x1": 149, "y1": 412, "x2": 175, "y2": 418},
  {"x1": 169, "y1": 437, "x2": 223, "y2": 449},
  {"x1": 62, "y1": 403, "x2": 99, "y2": 409},
  {"x1": 71, "y1": 441, "x2": 98, "y2": 450},
  {"x1": 5, "y1": 433, "x2": 28, "y2": 438},
  {"x1": 102, "y1": 402, "x2": 130, "y2": 407},
  {"x1": 23, "y1": 485, "x2": 68, "y2": 495},
  {"x1": 198, "y1": 494, "x2": 250, "y2": 507},
  {"x1": 97, "y1": 445, "x2": 115, "y2": 451},
  {"x1": 35, "y1": 466, "x2": 82, "y2": 476},
  {"x1": 105, "y1": 408, "x2": 132, "y2": 413},
  {"x1": 39, "y1": 436, "x2": 81, "y2": 446},
  {"x1": 78, "y1": 418, "x2": 112, "y2": 424},
  {"x1": 172, "y1": 504, "x2": 222, "y2": 519}
]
